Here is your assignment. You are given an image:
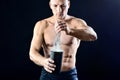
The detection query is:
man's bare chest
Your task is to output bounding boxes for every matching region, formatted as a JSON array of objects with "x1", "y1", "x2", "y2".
[{"x1": 43, "y1": 25, "x2": 76, "y2": 46}]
